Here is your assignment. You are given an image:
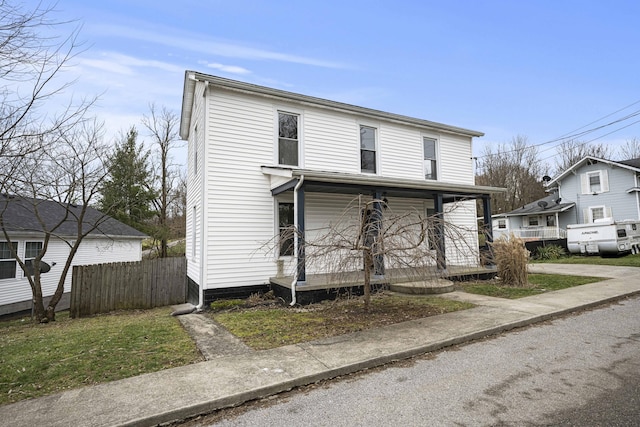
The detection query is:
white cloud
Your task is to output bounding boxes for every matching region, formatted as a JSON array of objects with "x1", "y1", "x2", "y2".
[
  {"x1": 203, "y1": 62, "x2": 251, "y2": 75},
  {"x1": 91, "y1": 24, "x2": 348, "y2": 69}
]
